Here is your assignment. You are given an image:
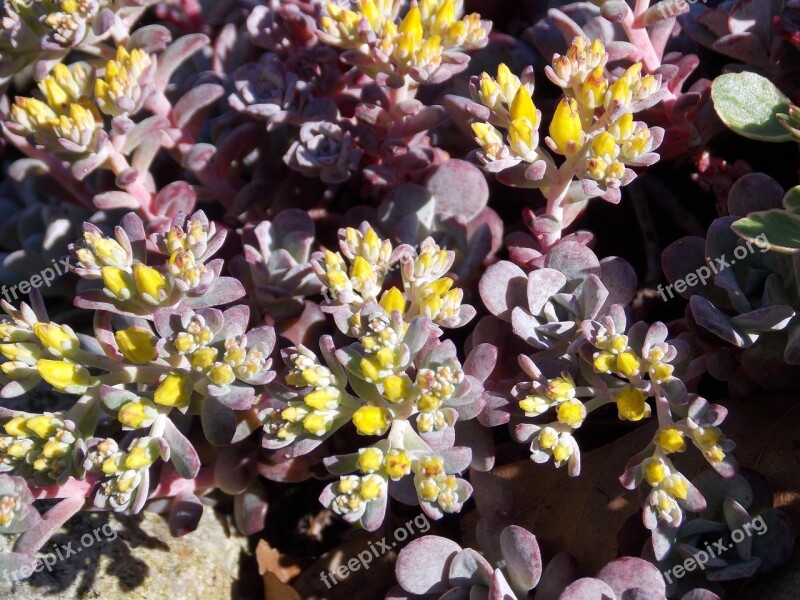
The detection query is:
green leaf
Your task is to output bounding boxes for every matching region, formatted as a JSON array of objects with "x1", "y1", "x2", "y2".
[
  {"x1": 711, "y1": 72, "x2": 793, "y2": 142},
  {"x1": 732, "y1": 209, "x2": 800, "y2": 254},
  {"x1": 783, "y1": 185, "x2": 800, "y2": 213}
]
